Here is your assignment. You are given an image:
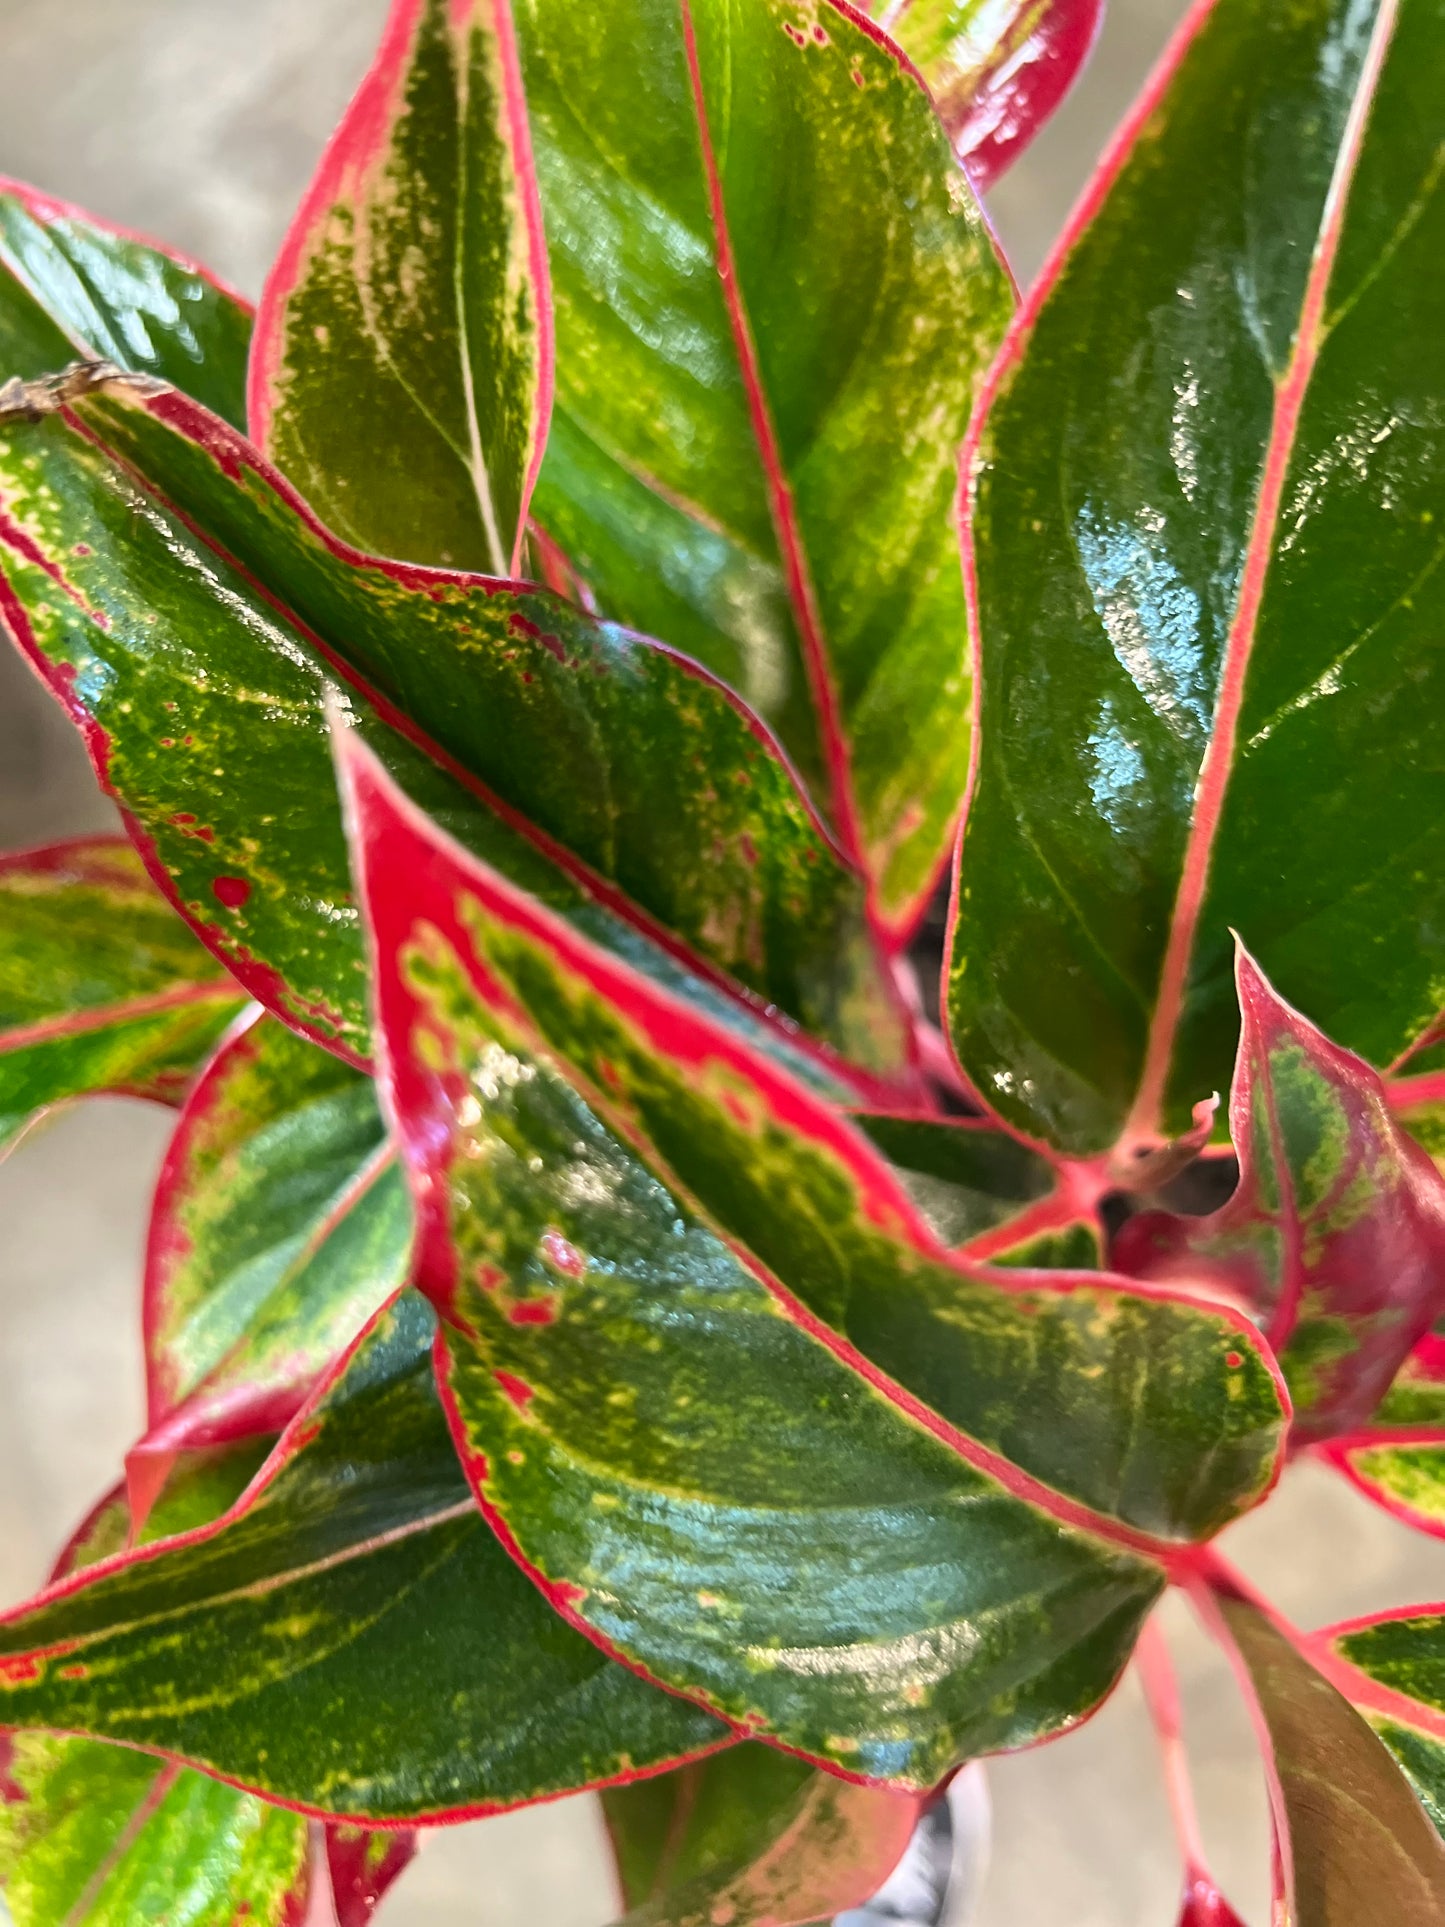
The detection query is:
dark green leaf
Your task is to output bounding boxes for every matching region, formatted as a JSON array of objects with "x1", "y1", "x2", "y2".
[
  {"x1": 949, "y1": 0, "x2": 1445, "y2": 1157},
  {"x1": 0, "y1": 177, "x2": 251, "y2": 427},
  {"x1": 603, "y1": 1749, "x2": 919, "y2": 1927},
  {"x1": 1212, "y1": 1592, "x2": 1445, "y2": 1924},
  {"x1": 0, "y1": 374, "x2": 908, "y2": 1077},
  {"x1": 848, "y1": 1112, "x2": 1057, "y2": 1248},
  {"x1": 851, "y1": 1111, "x2": 1103, "y2": 1266},
  {"x1": 142, "y1": 1009, "x2": 411, "y2": 1455},
  {"x1": 519, "y1": 0, "x2": 1013, "y2": 924},
  {"x1": 0, "y1": 838, "x2": 245, "y2": 1158},
  {"x1": 253, "y1": 0, "x2": 548, "y2": 574}
]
